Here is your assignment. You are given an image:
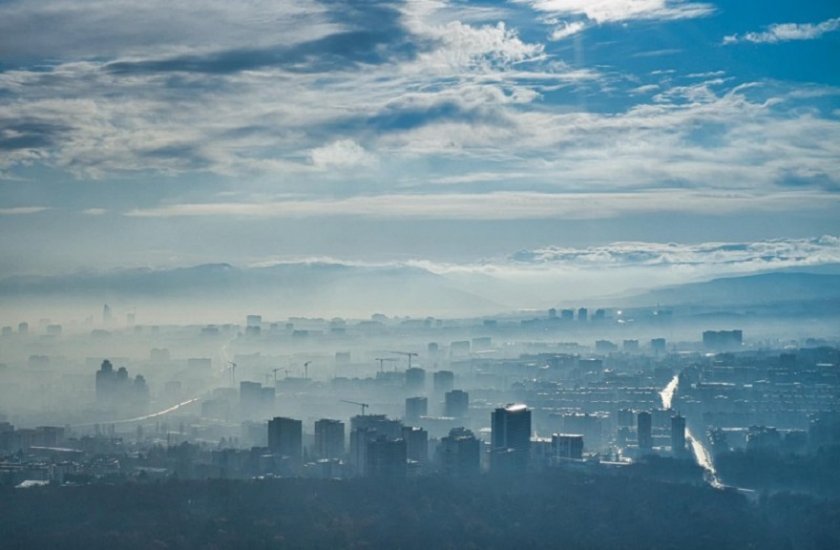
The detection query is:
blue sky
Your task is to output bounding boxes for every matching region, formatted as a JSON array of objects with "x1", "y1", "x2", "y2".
[{"x1": 0, "y1": 0, "x2": 838, "y2": 279}]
